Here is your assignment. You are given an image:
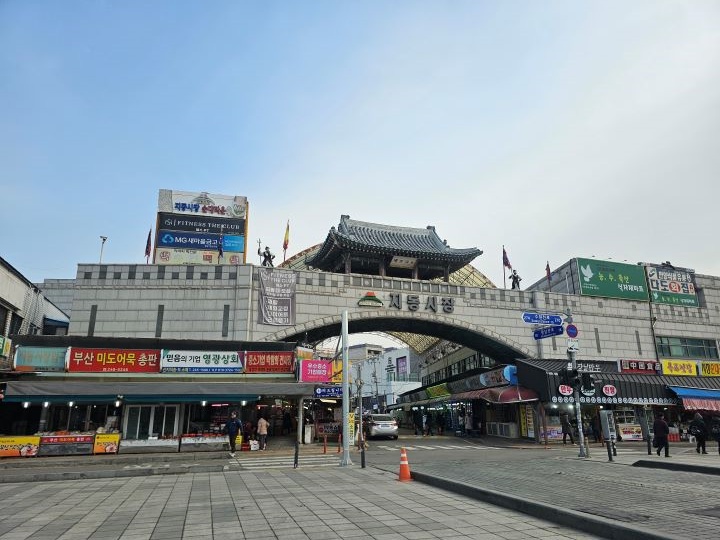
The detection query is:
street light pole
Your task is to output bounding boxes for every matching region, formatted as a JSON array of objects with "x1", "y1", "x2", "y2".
[
  {"x1": 99, "y1": 236, "x2": 107, "y2": 264},
  {"x1": 566, "y1": 307, "x2": 586, "y2": 458}
]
